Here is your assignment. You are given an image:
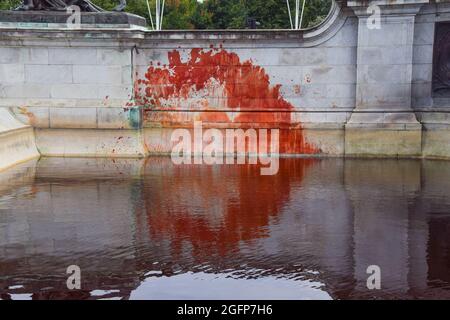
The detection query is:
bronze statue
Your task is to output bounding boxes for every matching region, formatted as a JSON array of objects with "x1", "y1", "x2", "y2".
[{"x1": 16, "y1": 0, "x2": 127, "y2": 12}]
